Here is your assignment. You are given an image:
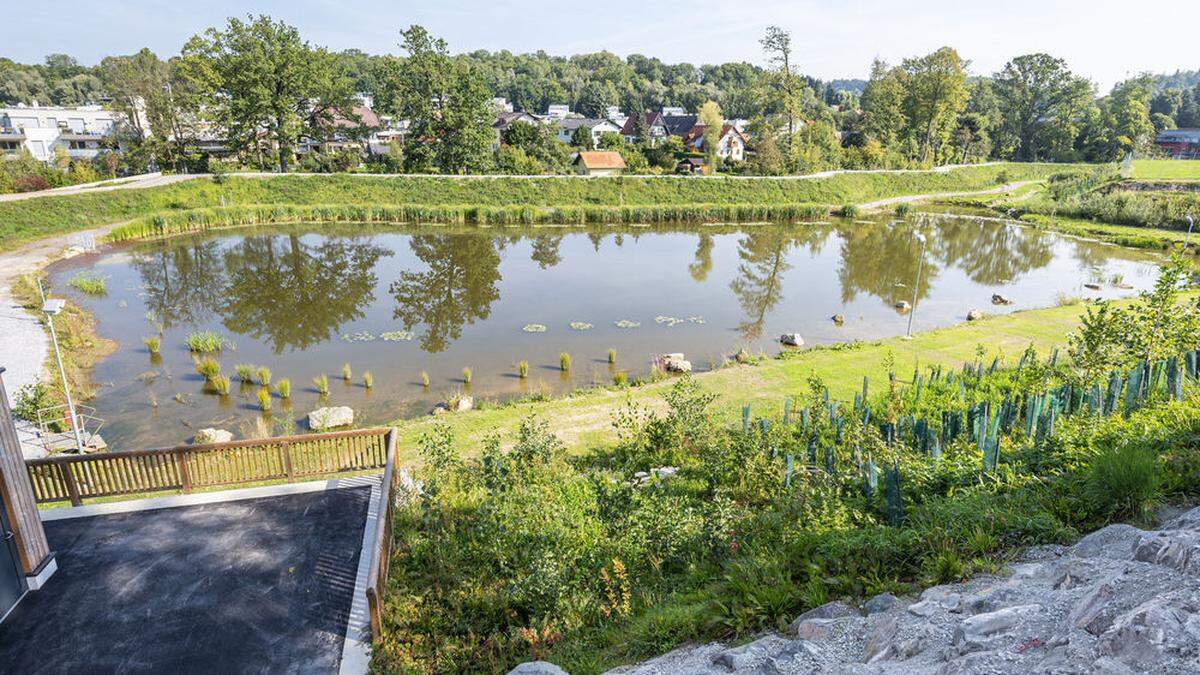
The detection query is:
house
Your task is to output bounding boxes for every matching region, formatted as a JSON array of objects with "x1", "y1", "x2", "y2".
[
  {"x1": 620, "y1": 112, "x2": 669, "y2": 146},
  {"x1": 545, "y1": 104, "x2": 571, "y2": 121},
  {"x1": 555, "y1": 118, "x2": 623, "y2": 148},
  {"x1": 675, "y1": 157, "x2": 706, "y2": 174},
  {"x1": 300, "y1": 105, "x2": 381, "y2": 155},
  {"x1": 492, "y1": 111, "x2": 541, "y2": 150},
  {"x1": 605, "y1": 106, "x2": 627, "y2": 128},
  {"x1": 572, "y1": 150, "x2": 626, "y2": 176},
  {"x1": 1155, "y1": 128, "x2": 1200, "y2": 159},
  {"x1": 0, "y1": 103, "x2": 127, "y2": 162},
  {"x1": 681, "y1": 124, "x2": 750, "y2": 162}
]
